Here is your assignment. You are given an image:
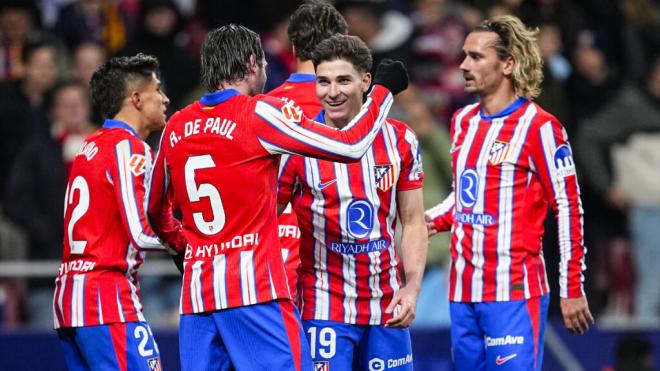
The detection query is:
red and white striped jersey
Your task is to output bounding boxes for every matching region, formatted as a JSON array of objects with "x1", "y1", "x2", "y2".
[
  {"x1": 268, "y1": 73, "x2": 322, "y2": 301},
  {"x1": 278, "y1": 113, "x2": 424, "y2": 325},
  {"x1": 53, "y1": 119, "x2": 185, "y2": 329},
  {"x1": 426, "y1": 98, "x2": 586, "y2": 303},
  {"x1": 147, "y1": 86, "x2": 393, "y2": 315}
]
